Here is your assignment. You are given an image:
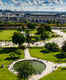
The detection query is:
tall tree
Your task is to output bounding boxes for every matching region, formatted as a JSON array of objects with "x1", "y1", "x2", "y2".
[
  {"x1": 41, "y1": 31, "x2": 49, "y2": 40},
  {"x1": 12, "y1": 32, "x2": 25, "y2": 47},
  {"x1": 37, "y1": 24, "x2": 51, "y2": 34},
  {"x1": 27, "y1": 22, "x2": 35, "y2": 29},
  {"x1": 17, "y1": 62, "x2": 35, "y2": 80}
]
